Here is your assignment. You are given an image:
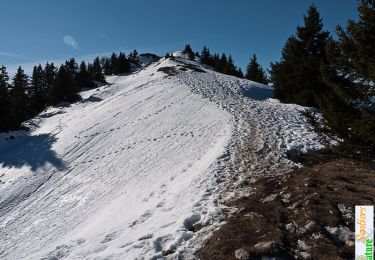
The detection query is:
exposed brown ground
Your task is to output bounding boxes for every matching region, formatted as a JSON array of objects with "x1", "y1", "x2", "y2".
[{"x1": 196, "y1": 157, "x2": 375, "y2": 259}]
